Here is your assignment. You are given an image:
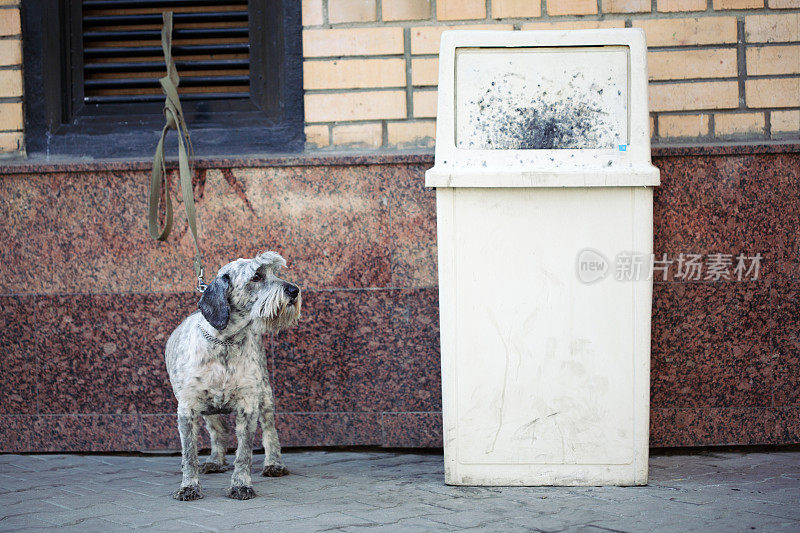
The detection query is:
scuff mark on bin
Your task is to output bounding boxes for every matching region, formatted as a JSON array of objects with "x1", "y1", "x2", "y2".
[
  {"x1": 486, "y1": 308, "x2": 512, "y2": 455},
  {"x1": 514, "y1": 412, "x2": 560, "y2": 444}
]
